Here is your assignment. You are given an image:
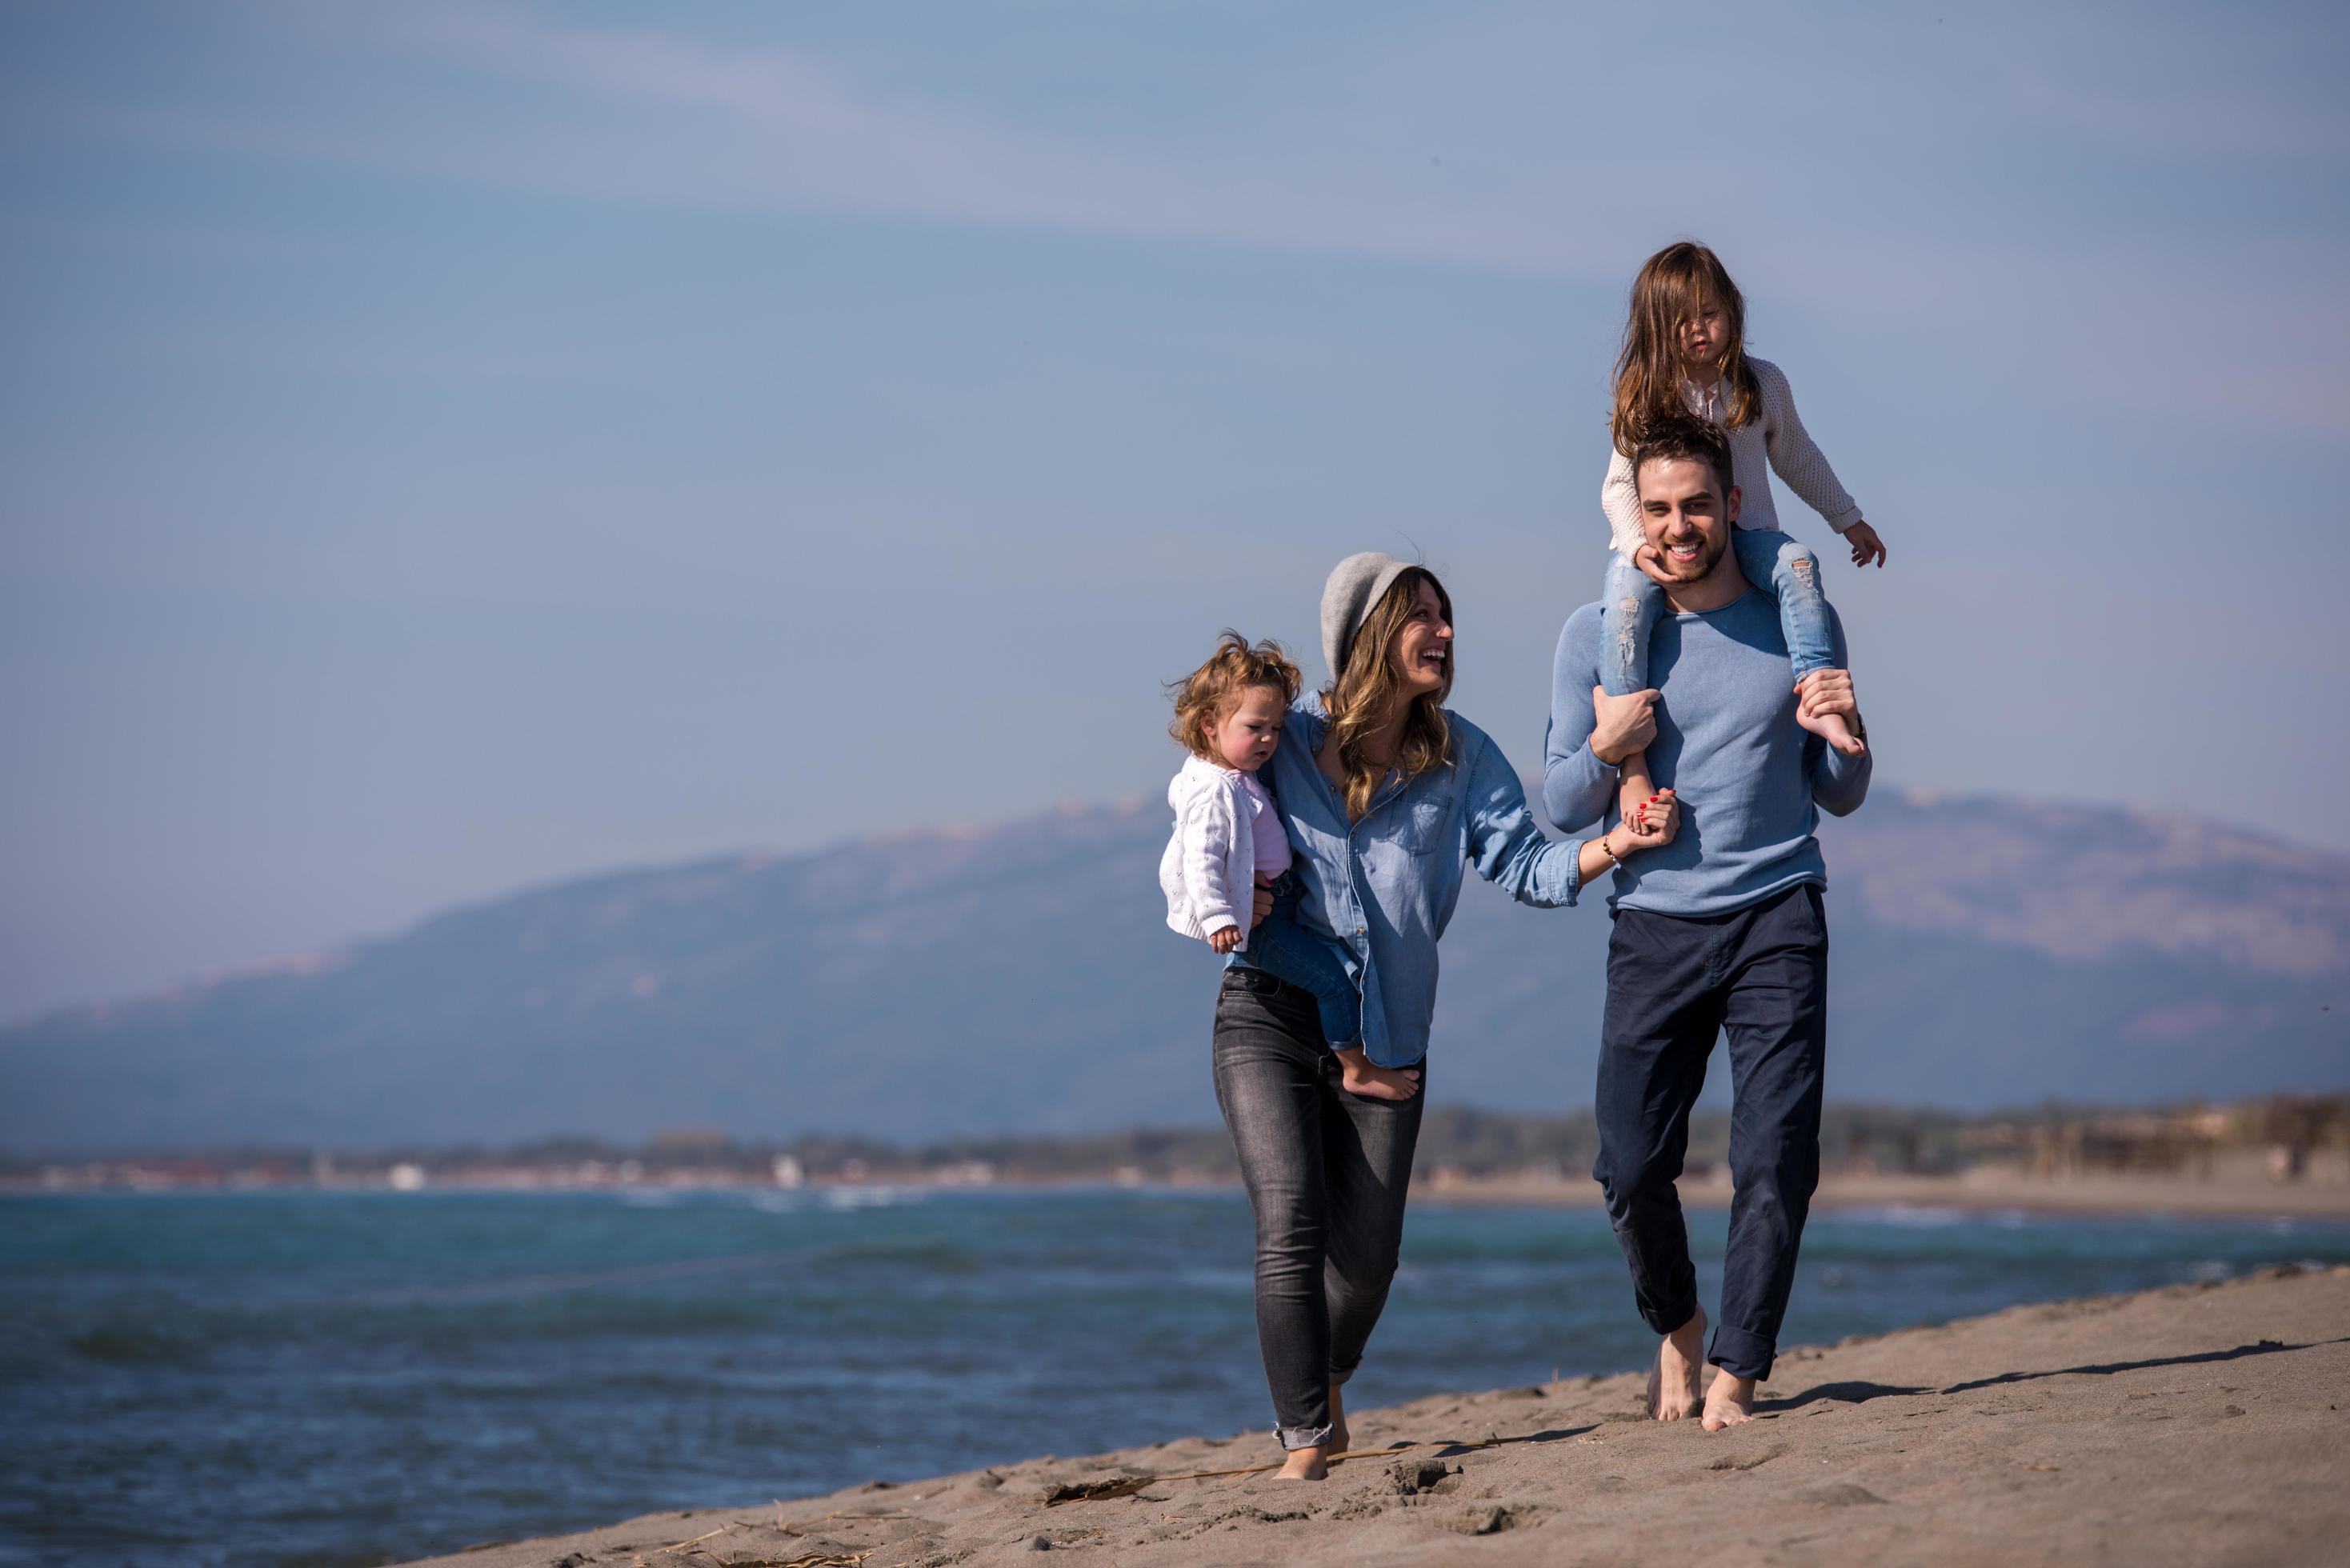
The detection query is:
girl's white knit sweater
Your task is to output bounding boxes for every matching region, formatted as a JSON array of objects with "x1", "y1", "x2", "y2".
[
  {"x1": 1159, "y1": 754, "x2": 1271, "y2": 949},
  {"x1": 1599, "y1": 357, "x2": 1862, "y2": 558}
]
